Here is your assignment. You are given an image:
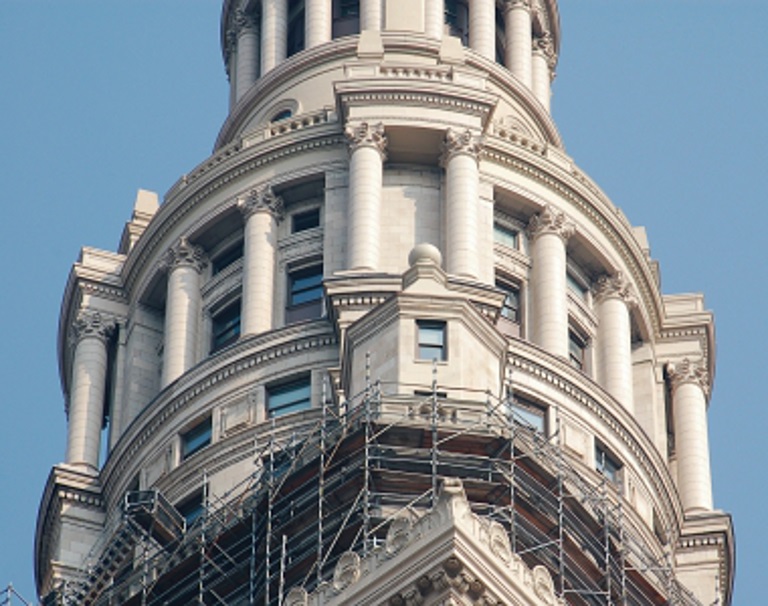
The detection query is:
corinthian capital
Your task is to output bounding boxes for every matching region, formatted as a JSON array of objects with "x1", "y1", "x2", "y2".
[
  {"x1": 526, "y1": 205, "x2": 574, "y2": 243},
  {"x1": 592, "y1": 272, "x2": 636, "y2": 307},
  {"x1": 505, "y1": 0, "x2": 532, "y2": 12},
  {"x1": 667, "y1": 358, "x2": 710, "y2": 397},
  {"x1": 164, "y1": 236, "x2": 207, "y2": 273},
  {"x1": 73, "y1": 311, "x2": 115, "y2": 344},
  {"x1": 237, "y1": 185, "x2": 284, "y2": 221},
  {"x1": 233, "y1": 9, "x2": 258, "y2": 34},
  {"x1": 345, "y1": 122, "x2": 387, "y2": 159},
  {"x1": 440, "y1": 128, "x2": 484, "y2": 165}
]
